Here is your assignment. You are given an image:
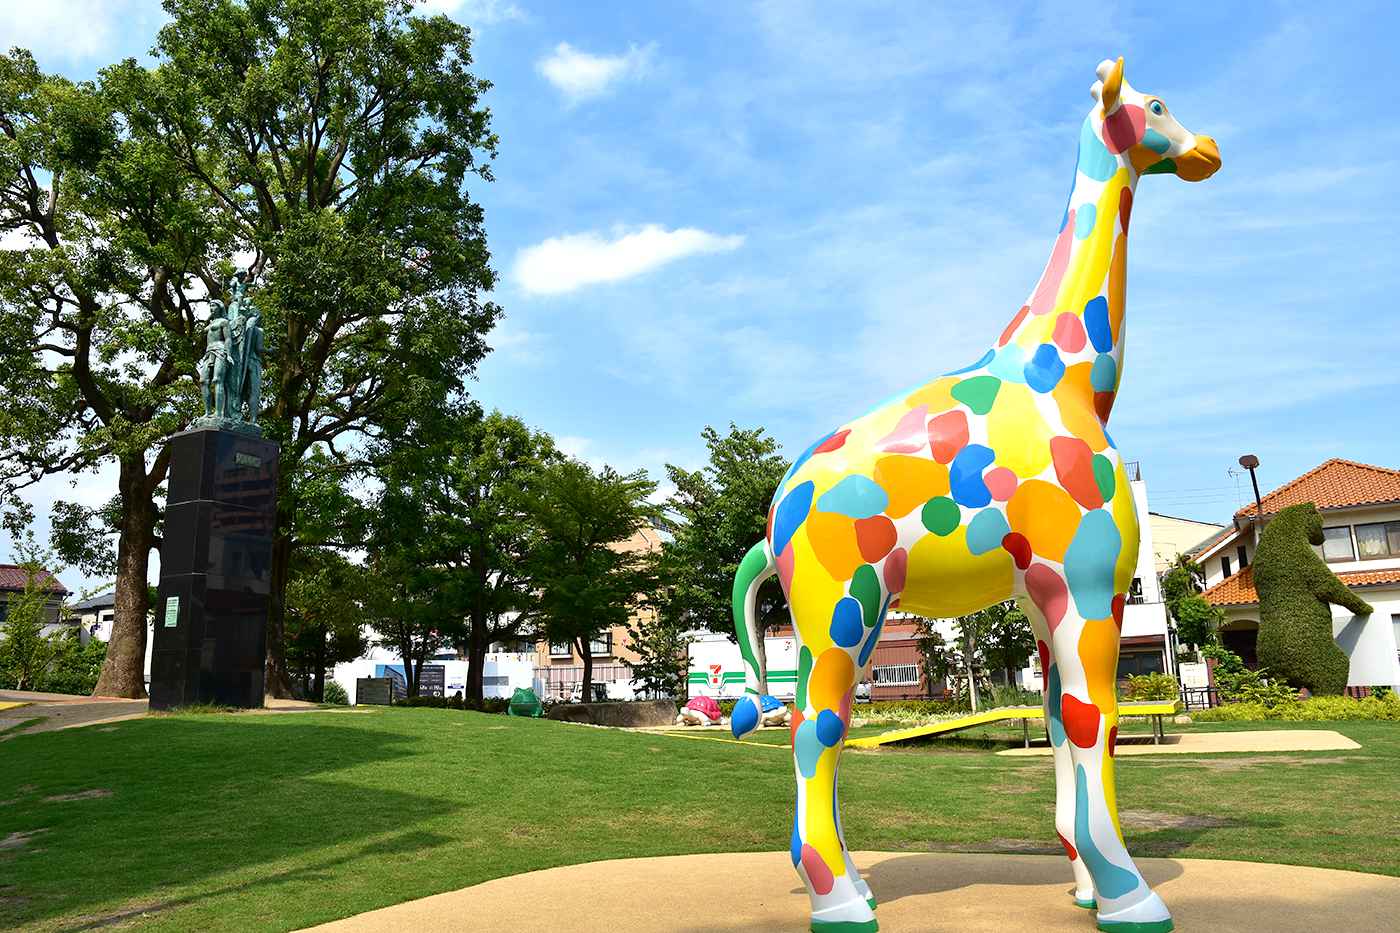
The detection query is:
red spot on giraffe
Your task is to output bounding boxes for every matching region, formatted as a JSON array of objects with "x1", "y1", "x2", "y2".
[
  {"x1": 1050, "y1": 436, "x2": 1104, "y2": 510},
  {"x1": 801, "y1": 844, "x2": 835, "y2": 895},
  {"x1": 1103, "y1": 104, "x2": 1146, "y2": 154},
  {"x1": 790, "y1": 707, "x2": 805, "y2": 744},
  {"x1": 1000, "y1": 304, "x2": 1029, "y2": 346},
  {"x1": 1119, "y1": 186, "x2": 1133, "y2": 233},
  {"x1": 1037, "y1": 640, "x2": 1051, "y2": 682},
  {"x1": 883, "y1": 547, "x2": 908, "y2": 592},
  {"x1": 1061, "y1": 694, "x2": 1101, "y2": 749},
  {"x1": 814, "y1": 429, "x2": 850, "y2": 454},
  {"x1": 1053, "y1": 313, "x2": 1087, "y2": 353},
  {"x1": 1111, "y1": 593, "x2": 1126, "y2": 630},
  {"x1": 928, "y1": 410, "x2": 969, "y2": 464},
  {"x1": 1057, "y1": 831, "x2": 1079, "y2": 861},
  {"x1": 855, "y1": 515, "x2": 898, "y2": 563},
  {"x1": 1030, "y1": 211, "x2": 1074, "y2": 316},
  {"x1": 1108, "y1": 724, "x2": 1119, "y2": 757},
  {"x1": 1002, "y1": 532, "x2": 1032, "y2": 570},
  {"x1": 776, "y1": 543, "x2": 796, "y2": 592},
  {"x1": 1094, "y1": 390, "x2": 1115, "y2": 422},
  {"x1": 1026, "y1": 563, "x2": 1069, "y2": 632}
]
